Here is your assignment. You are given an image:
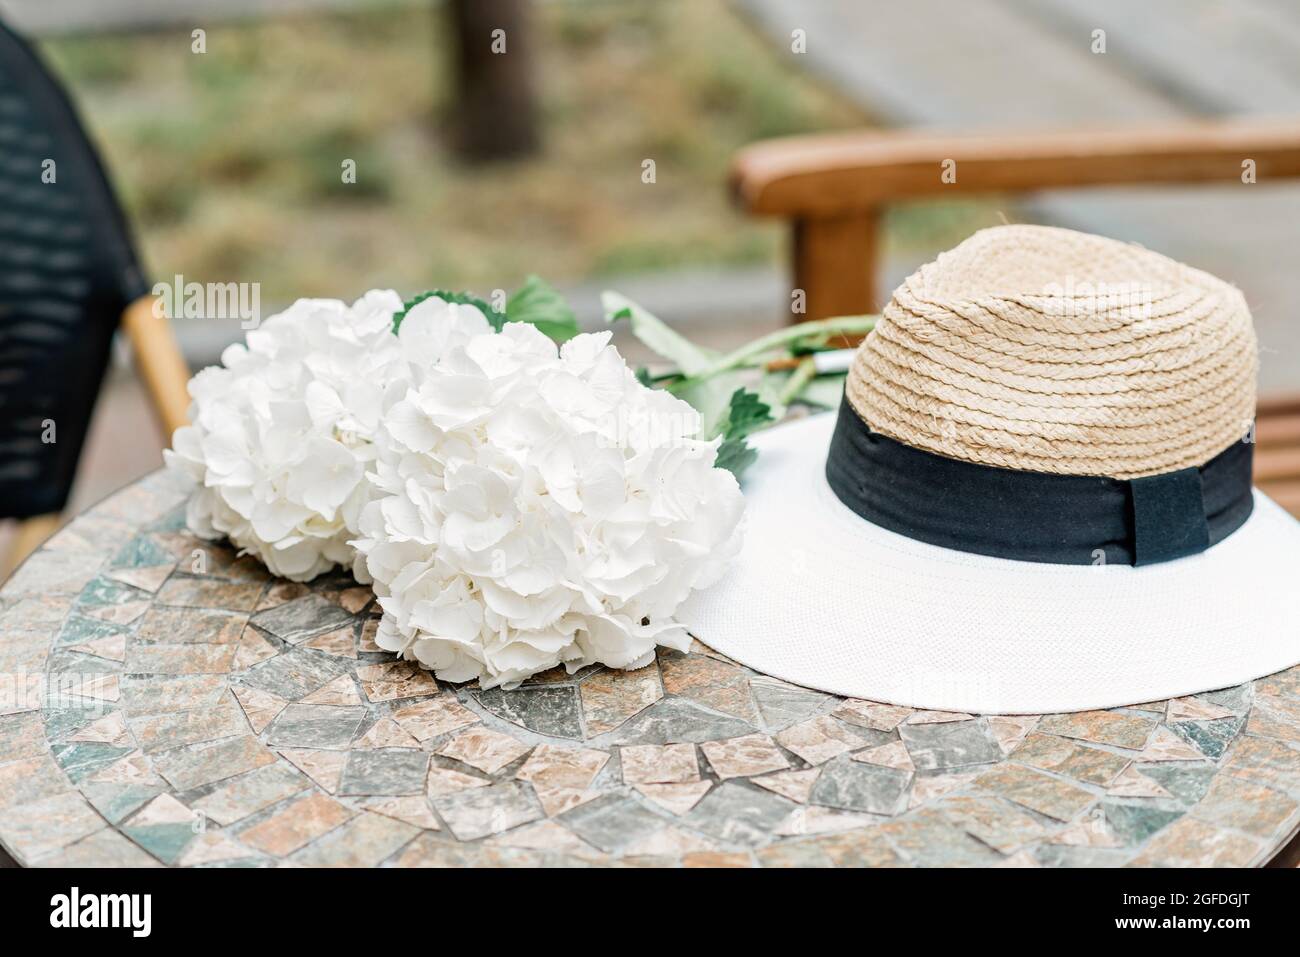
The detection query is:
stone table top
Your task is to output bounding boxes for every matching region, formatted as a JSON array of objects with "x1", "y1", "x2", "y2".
[{"x1": 2, "y1": 469, "x2": 1299, "y2": 868}]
